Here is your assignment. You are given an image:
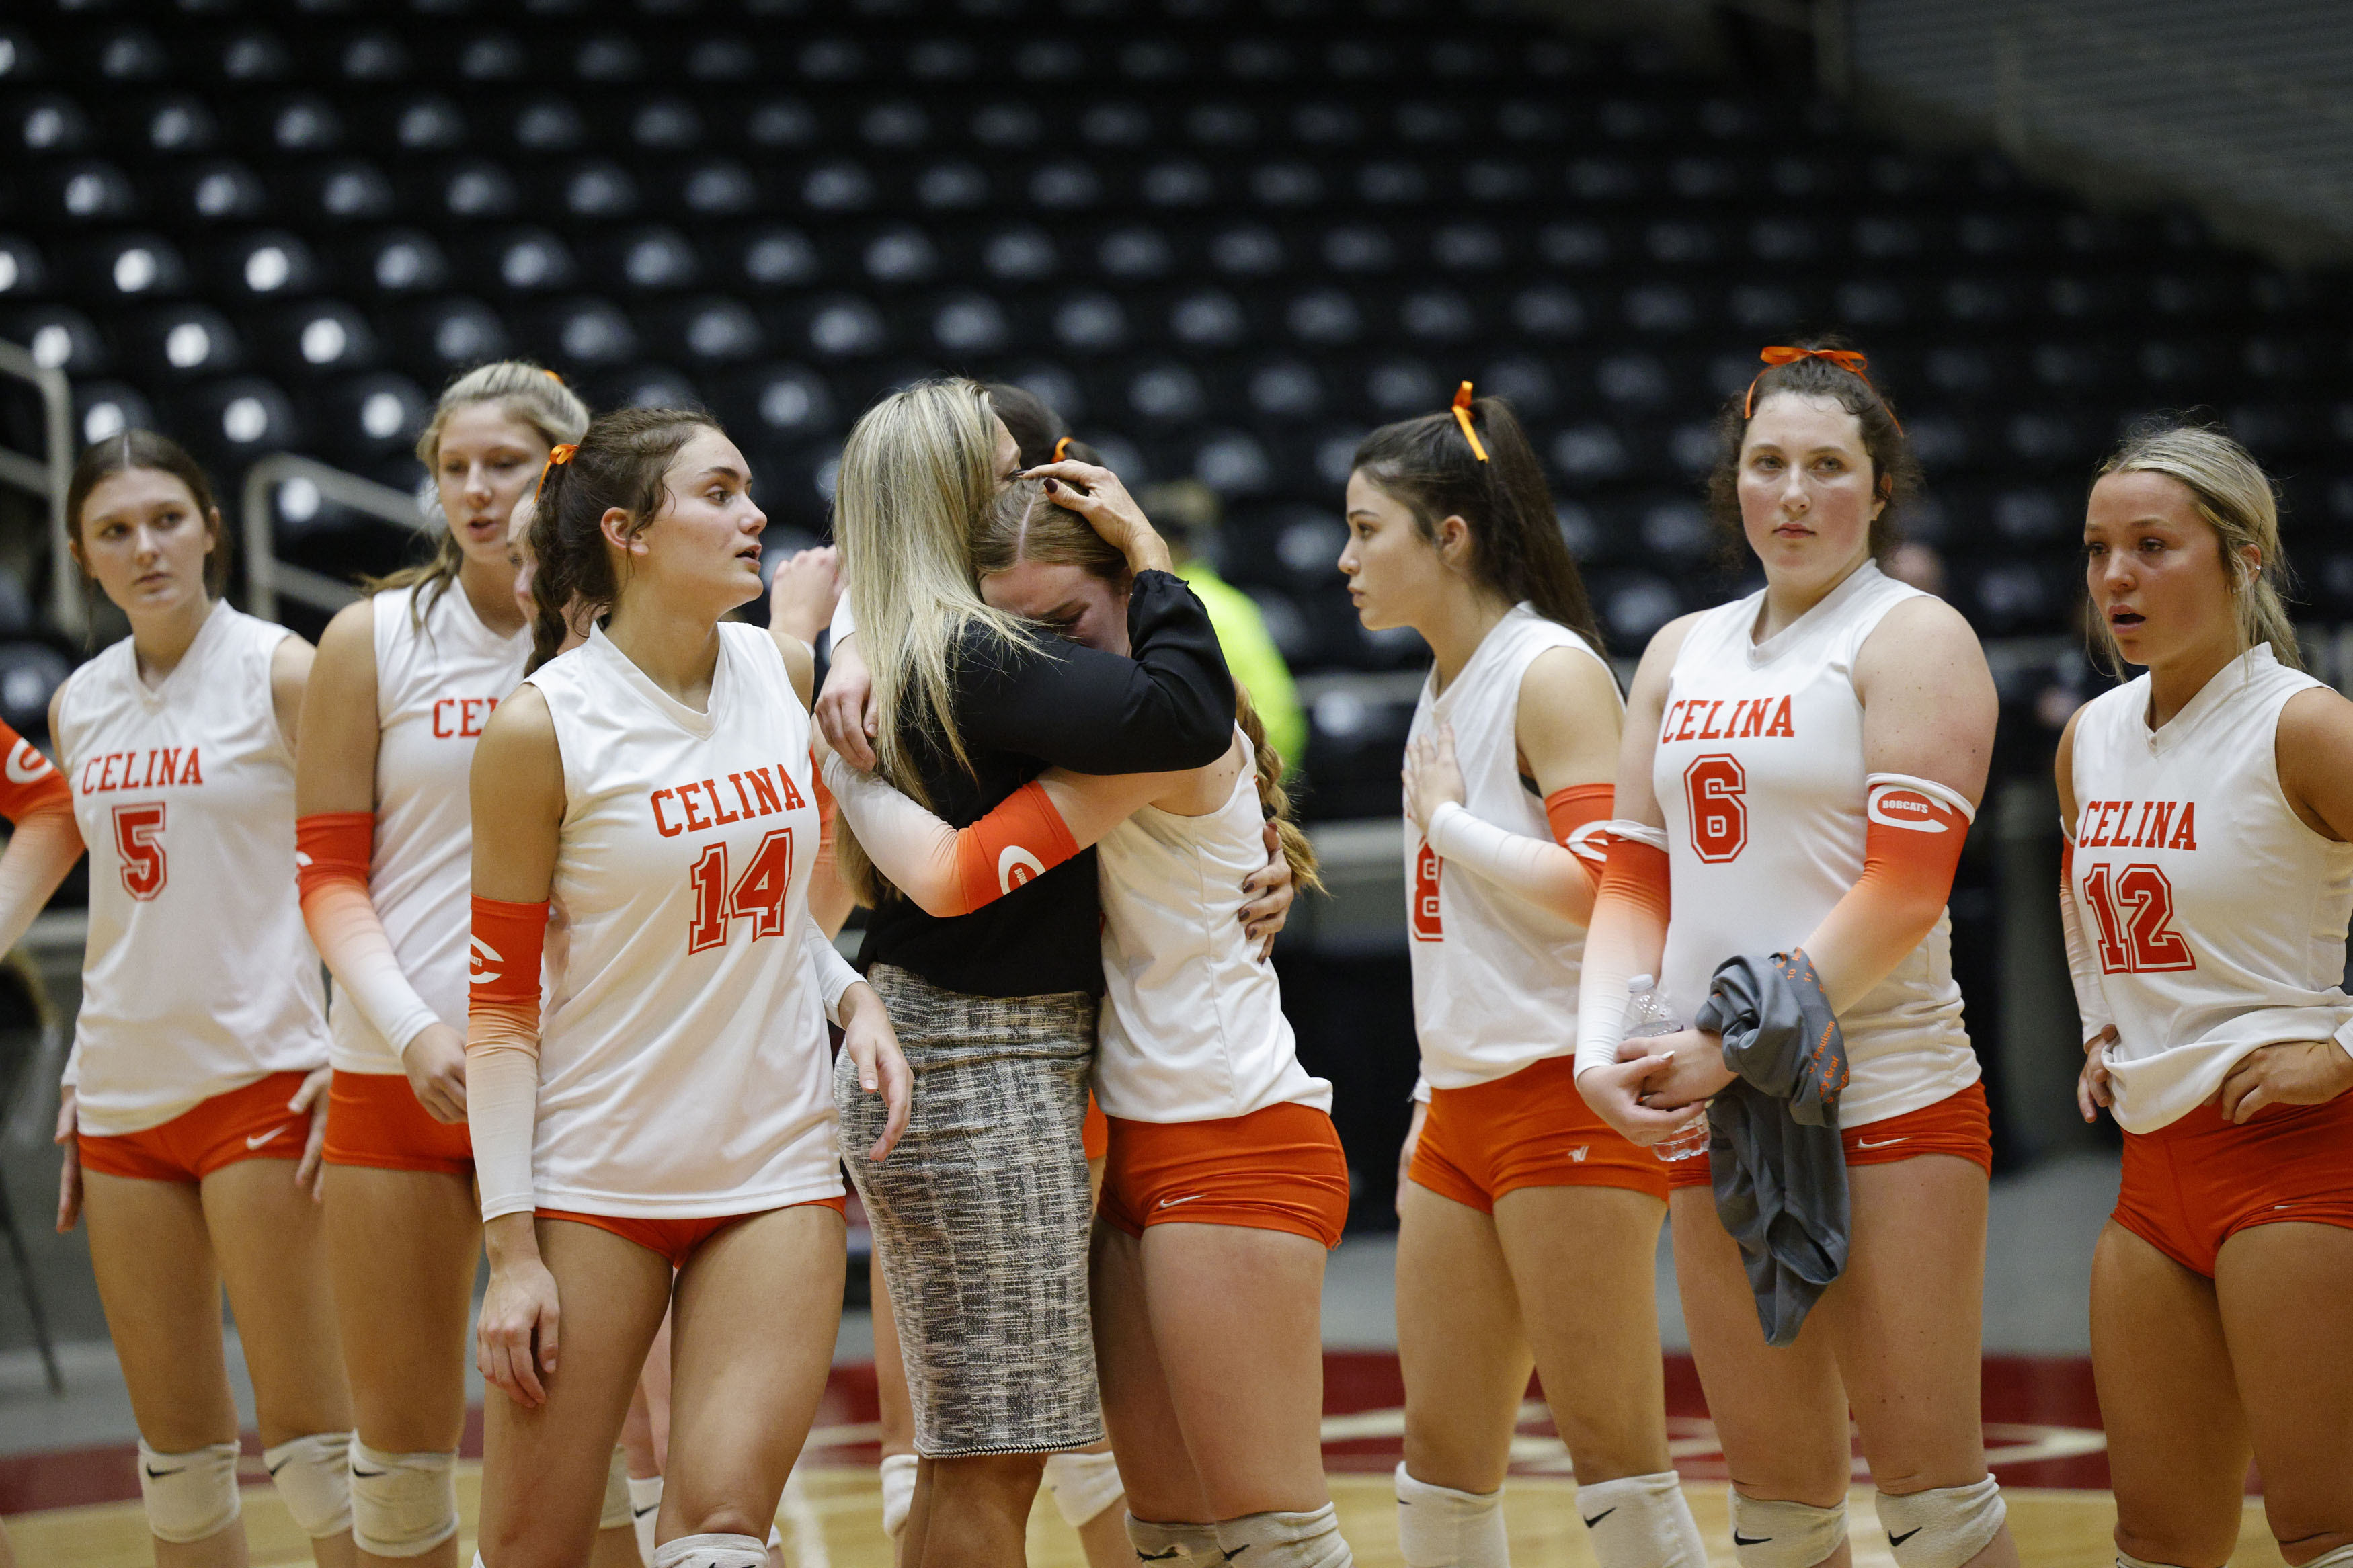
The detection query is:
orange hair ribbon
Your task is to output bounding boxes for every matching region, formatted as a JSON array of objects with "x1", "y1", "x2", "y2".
[
  {"x1": 1451, "y1": 381, "x2": 1488, "y2": 462},
  {"x1": 1743, "y1": 346, "x2": 1901, "y2": 431},
  {"x1": 1052, "y1": 436, "x2": 1072, "y2": 462},
  {"x1": 534, "y1": 442, "x2": 577, "y2": 499}
]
